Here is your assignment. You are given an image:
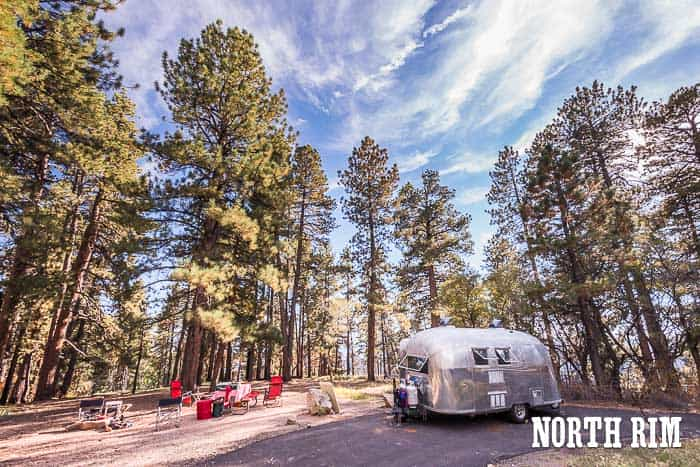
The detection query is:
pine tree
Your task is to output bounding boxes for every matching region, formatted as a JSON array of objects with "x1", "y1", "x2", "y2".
[
  {"x1": 553, "y1": 82, "x2": 676, "y2": 390},
  {"x1": 643, "y1": 83, "x2": 700, "y2": 382},
  {"x1": 34, "y1": 92, "x2": 149, "y2": 400},
  {"x1": 286, "y1": 144, "x2": 335, "y2": 380},
  {"x1": 337, "y1": 246, "x2": 357, "y2": 375},
  {"x1": 152, "y1": 21, "x2": 293, "y2": 390},
  {"x1": 486, "y1": 146, "x2": 558, "y2": 375},
  {"x1": 644, "y1": 83, "x2": 700, "y2": 261},
  {"x1": 394, "y1": 169, "x2": 472, "y2": 327},
  {"x1": 526, "y1": 135, "x2": 612, "y2": 387},
  {"x1": 0, "y1": 1, "x2": 140, "y2": 400},
  {"x1": 339, "y1": 136, "x2": 398, "y2": 381},
  {"x1": 0, "y1": 1, "x2": 36, "y2": 106}
]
